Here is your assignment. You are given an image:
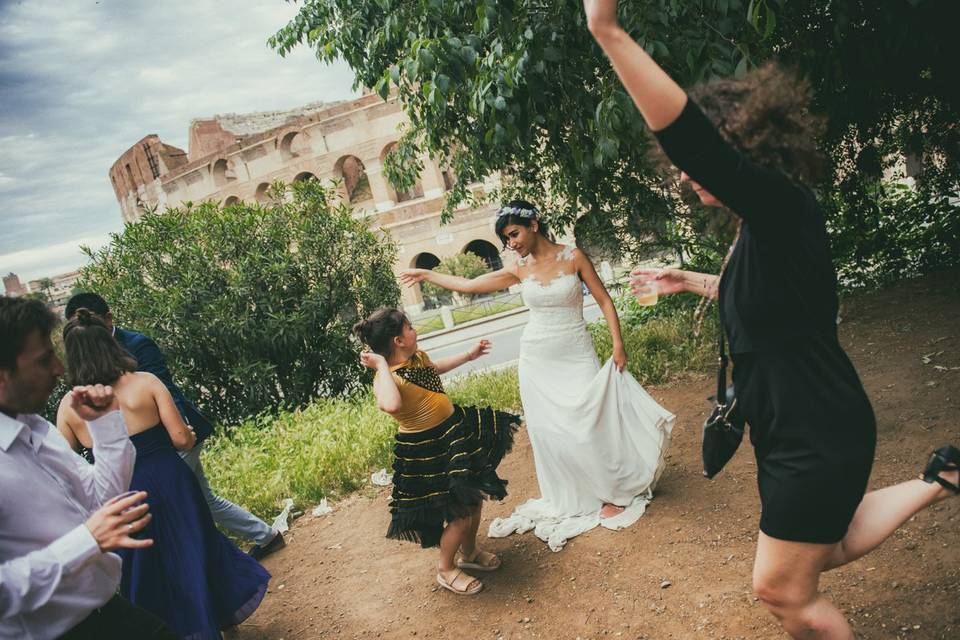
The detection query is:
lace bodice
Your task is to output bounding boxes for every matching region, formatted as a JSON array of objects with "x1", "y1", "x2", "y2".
[{"x1": 520, "y1": 246, "x2": 587, "y2": 340}]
